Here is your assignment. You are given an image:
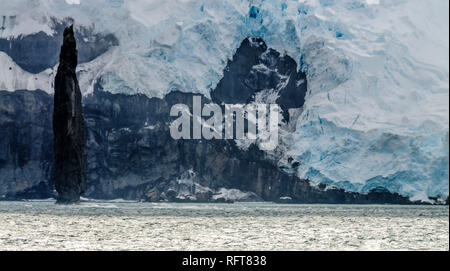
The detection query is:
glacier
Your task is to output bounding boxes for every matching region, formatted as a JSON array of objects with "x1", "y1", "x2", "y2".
[{"x1": 0, "y1": 0, "x2": 448, "y2": 201}]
